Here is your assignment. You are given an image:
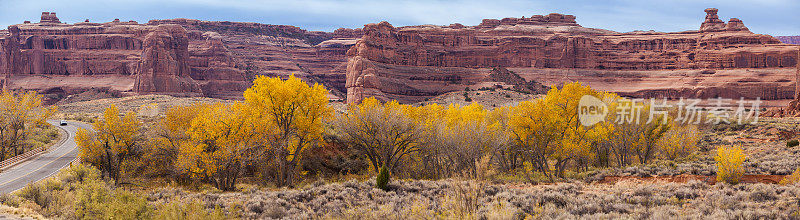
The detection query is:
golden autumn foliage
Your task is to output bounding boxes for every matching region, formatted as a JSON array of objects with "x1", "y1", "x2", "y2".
[
  {"x1": 0, "y1": 90, "x2": 56, "y2": 160},
  {"x1": 508, "y1": 82, "x2": 613, "y2": 181},
  {"x1": 660, "y1": 122, "x2": 701, "y2": 161},
  {"x1": 715, "y1": 145, "x2": 746, "y2": 184},
  {"x1": 179, "y1": 103, "x2": 259, "y2": 191},
  {"x1": 144, "y1": 103, "x2": 207, "y2": 179},
  {"x1": 428, "y1": 102, "x2": 508, "y2": 178},
  {"x1": 714, "y1": 146, "x2": 746, "y2": 184},
  {"x1": 780, "y1": 168, "x2": 800, "y2": 185},
  {"x1": 331, "y1": 82, "x2": 700, "y2": 182},
  {"x1": 334, "y1": 98, "x2": 509, "y2": 179},
  {"x1": 72, "y1": 78, "x2": 706, "y2": 189},
  {"x1": 76, "y1": 105, "x2": 143, "y2": 184},
  {"x1": 607, "y1": 101, "x2": 670, "y2": 166},
  {"x1": 333, "y1": 97, "x2": 426, "y2": 175},
  {"x1": 244, "y1": 74, "x2": 332, "y2": 187}
]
